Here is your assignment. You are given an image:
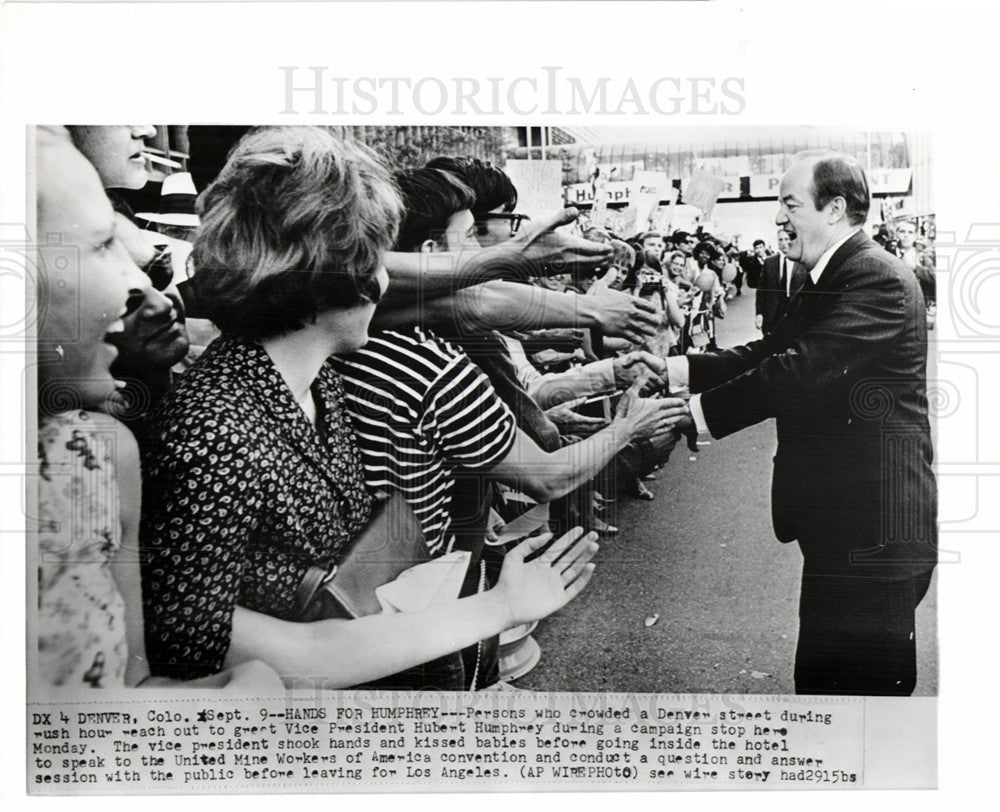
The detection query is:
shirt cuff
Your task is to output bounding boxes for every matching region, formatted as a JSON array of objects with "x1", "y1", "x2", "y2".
[
  {"x1": 689, "y1": 394, "x2": 709, "y2": 435},
  {"x1": 665, "y1": 355, "x2": 690, "y2": 394}
]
